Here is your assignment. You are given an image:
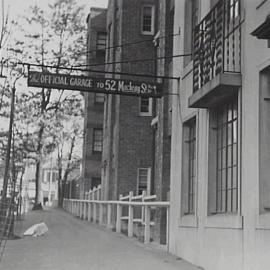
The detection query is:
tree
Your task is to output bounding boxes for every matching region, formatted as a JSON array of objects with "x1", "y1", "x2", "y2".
[{"x1": 5, "y1": 0, "x2": 86, "y2": 208}]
